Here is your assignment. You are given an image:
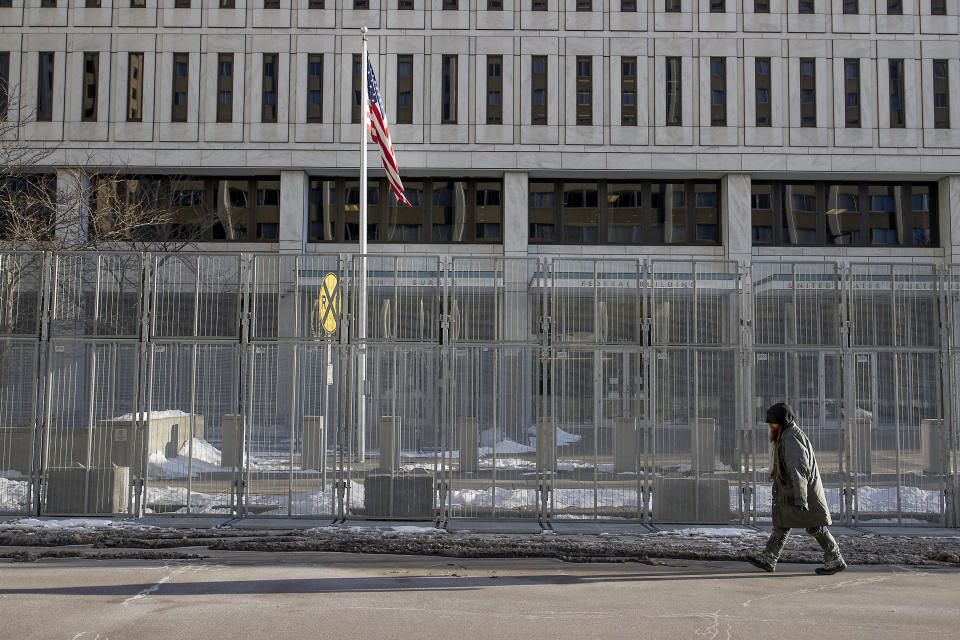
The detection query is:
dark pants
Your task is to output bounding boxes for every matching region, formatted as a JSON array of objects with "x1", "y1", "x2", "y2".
[{"x1": 762, "y1": 526, "x2": 843, "y2": 566}]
